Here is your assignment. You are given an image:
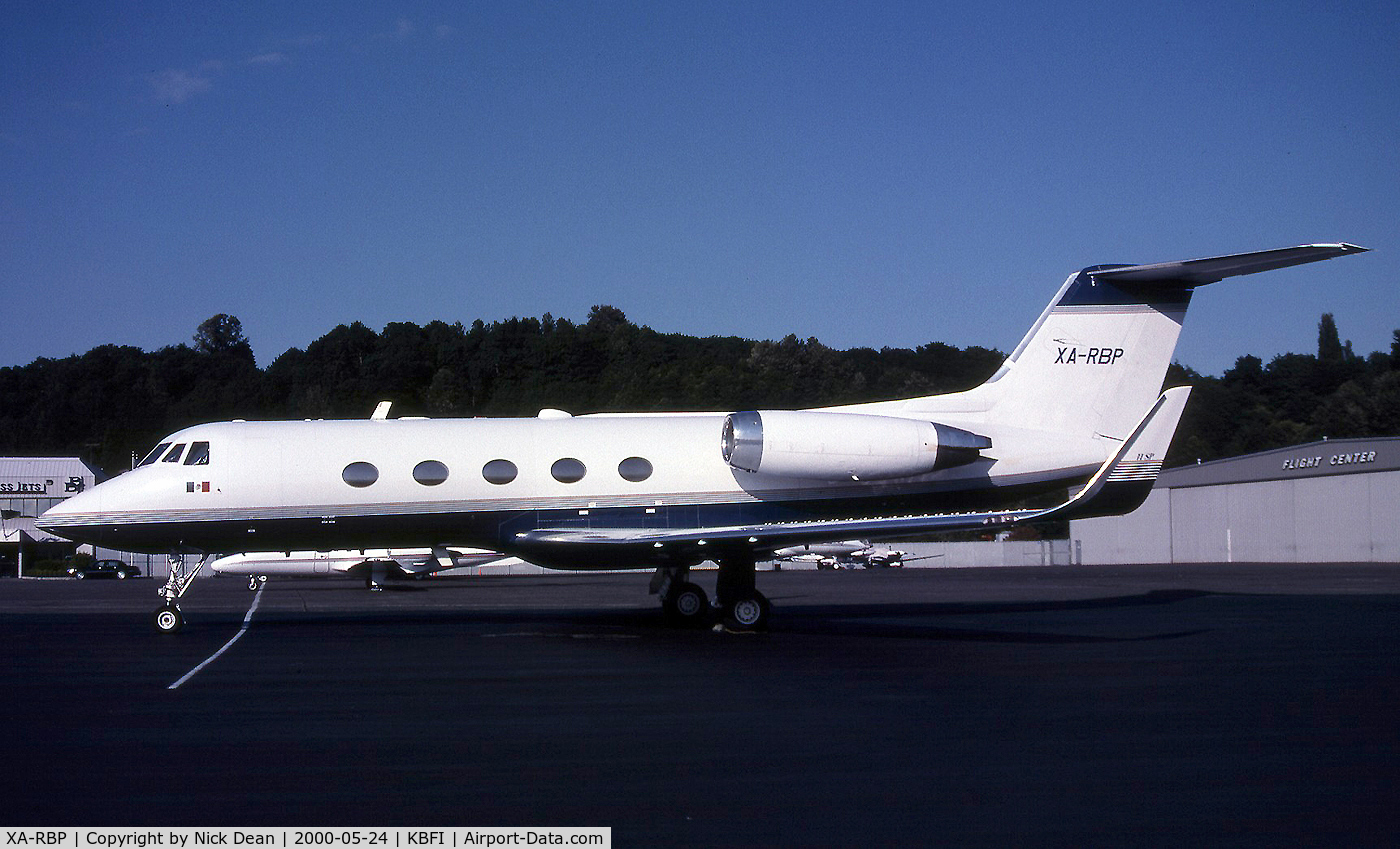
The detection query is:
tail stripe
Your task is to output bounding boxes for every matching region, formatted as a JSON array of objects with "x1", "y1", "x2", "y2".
[
  {"x1": 1052, "y1": 304, "x2": 1187, "y2": 317},
  {"x1": 1105, "y1": 460, "x2": 1164, "y2": 482}
]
